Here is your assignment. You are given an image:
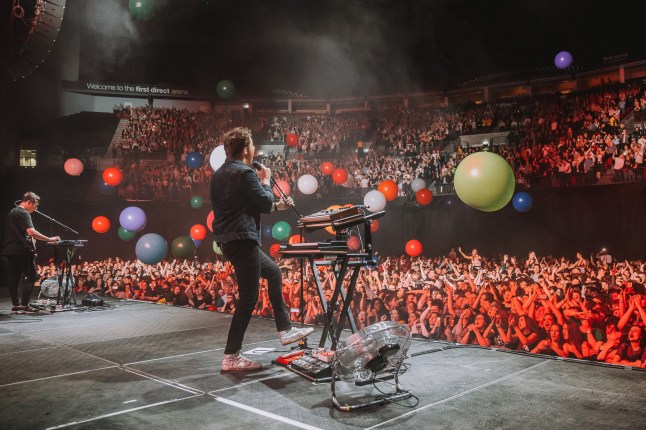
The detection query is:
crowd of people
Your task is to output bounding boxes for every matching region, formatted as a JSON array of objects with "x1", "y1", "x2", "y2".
[
  {"x1": 106, "y1": 81, "x2": 646, "y2": 200},
  {"x1": 38, "y1": 248, "x2": 646, "y2": 367}
]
